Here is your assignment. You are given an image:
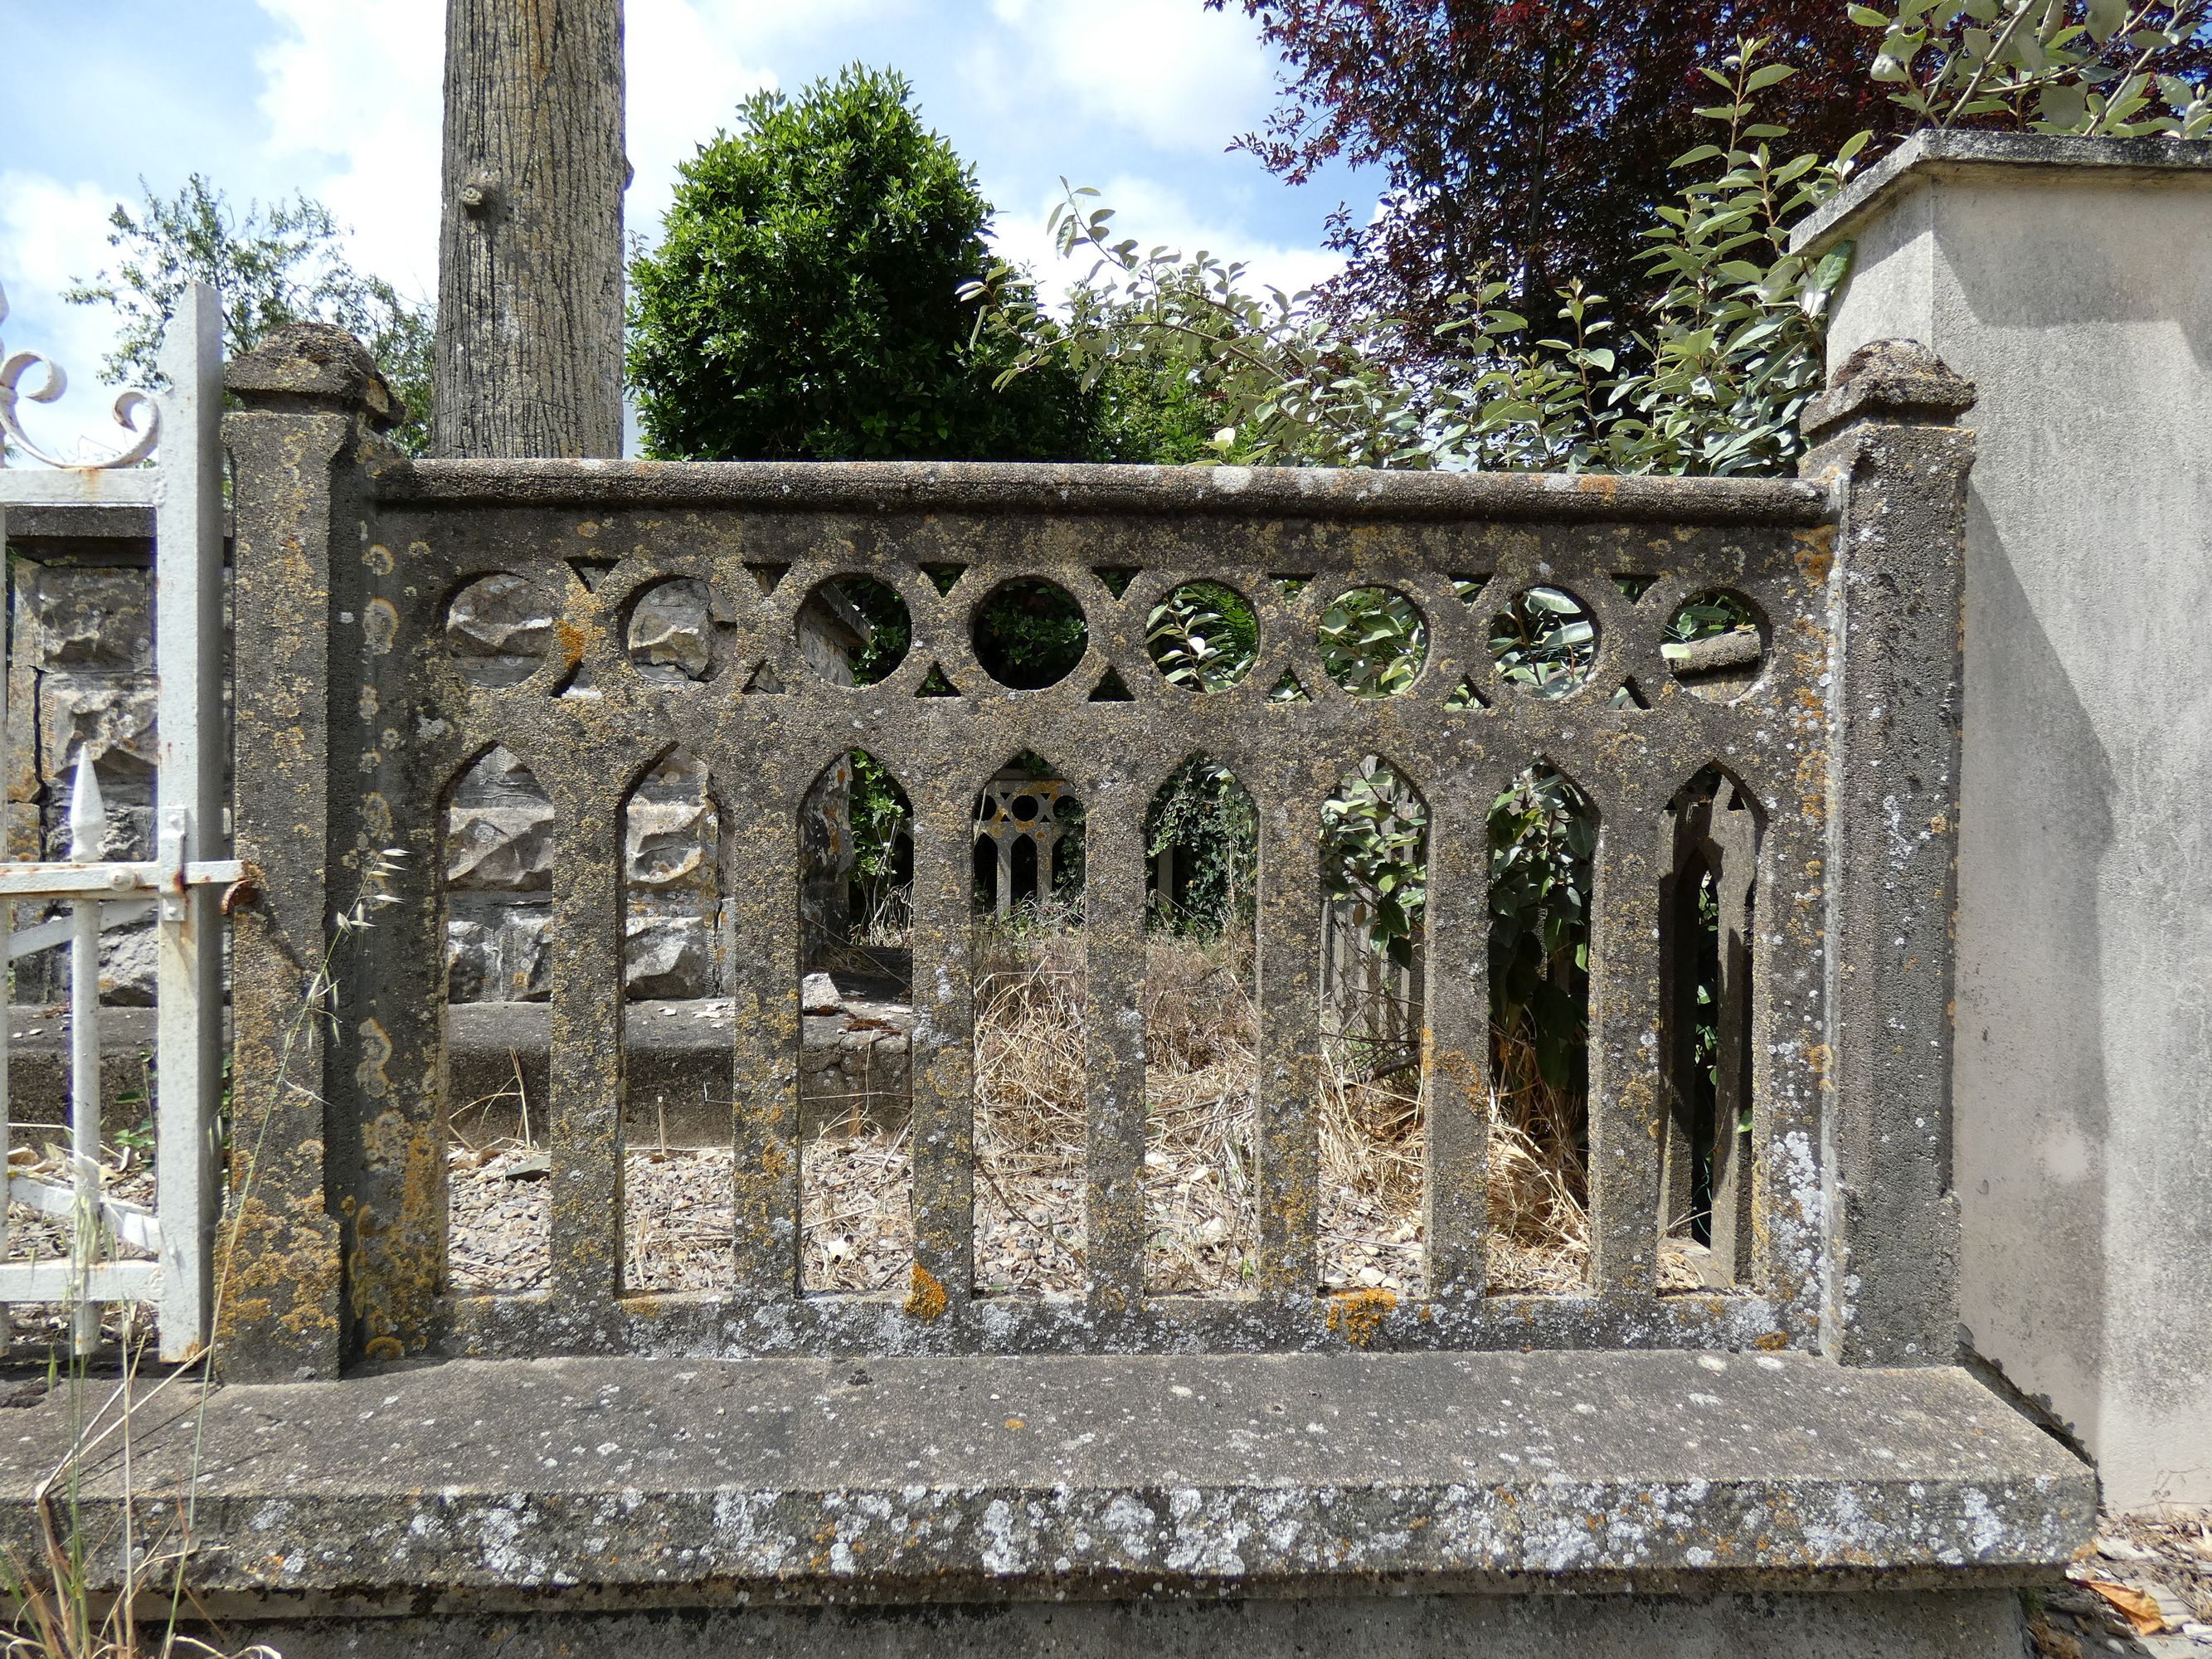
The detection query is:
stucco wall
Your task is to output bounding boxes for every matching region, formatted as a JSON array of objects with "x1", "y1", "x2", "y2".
[{"x1": 1802, "y1": 134, "x2": 2212, "y2": 1506}]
